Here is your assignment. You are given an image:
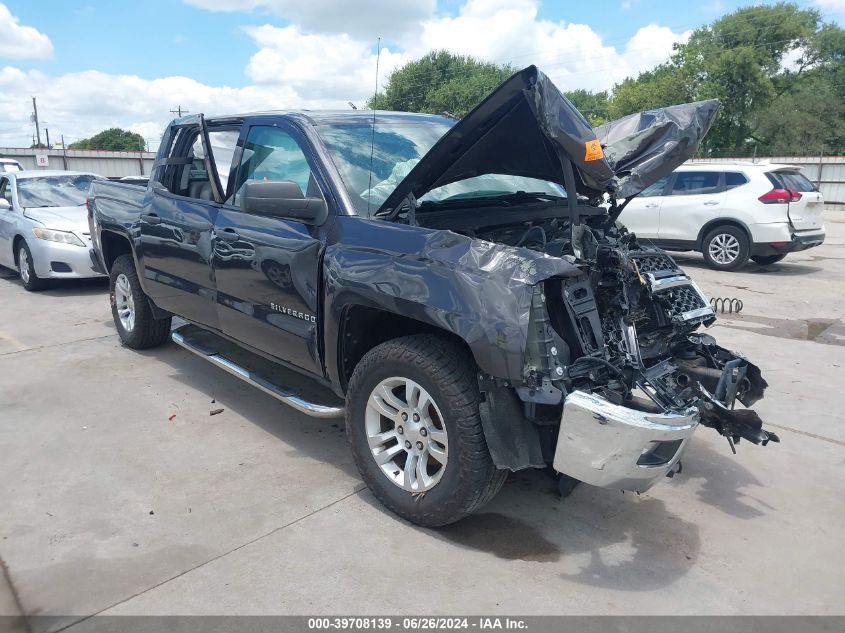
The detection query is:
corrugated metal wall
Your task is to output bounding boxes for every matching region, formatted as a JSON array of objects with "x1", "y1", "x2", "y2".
[
  {"x1": 0, "y1": 148, "x2": 156, "y2": 178},
  {"x1": 690, "y1": 156, "x2": 845, "y2": 205}
]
